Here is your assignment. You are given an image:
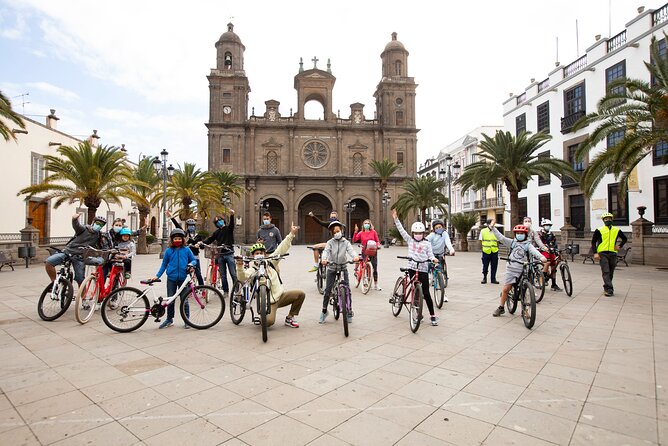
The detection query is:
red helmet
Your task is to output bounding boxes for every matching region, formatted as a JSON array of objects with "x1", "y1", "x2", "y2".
[{"x1": 513, "y1": 224, "x2": 529, "y2": 234}]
